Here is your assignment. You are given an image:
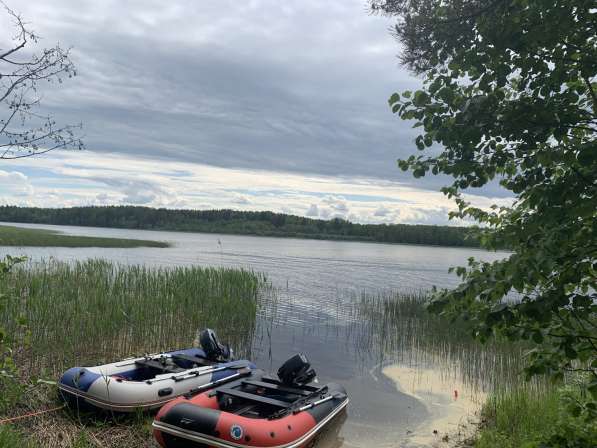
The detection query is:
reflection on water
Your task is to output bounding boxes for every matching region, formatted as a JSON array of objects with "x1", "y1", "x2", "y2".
[
  {"x1": 311, "y1": 412, "x2": 349, "y2": 448},
  {"x1": 1, "y1": 223, "x2": 512, "y2": 447}
]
